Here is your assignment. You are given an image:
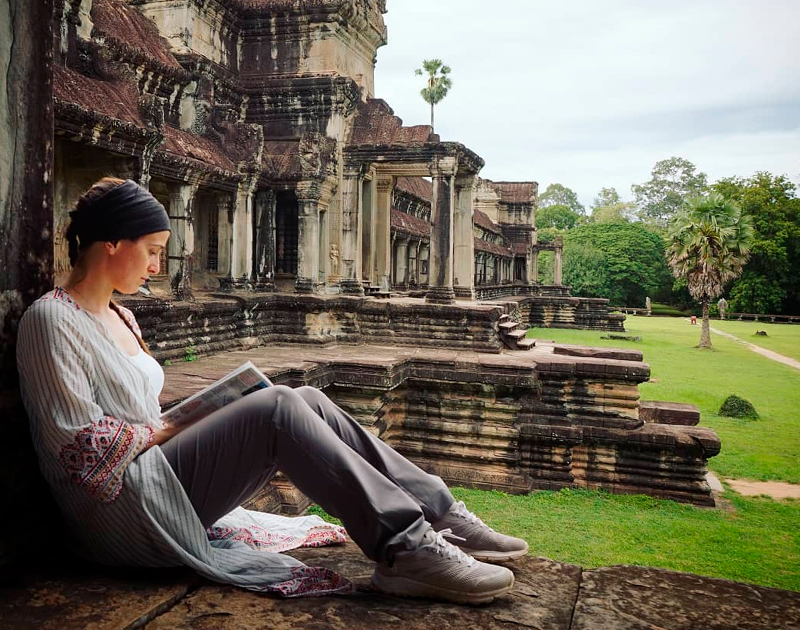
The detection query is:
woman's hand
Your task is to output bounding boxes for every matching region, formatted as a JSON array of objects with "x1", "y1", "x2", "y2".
[{"x1": 144, "y1": 423, "x2": 185, "y2": 451}]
